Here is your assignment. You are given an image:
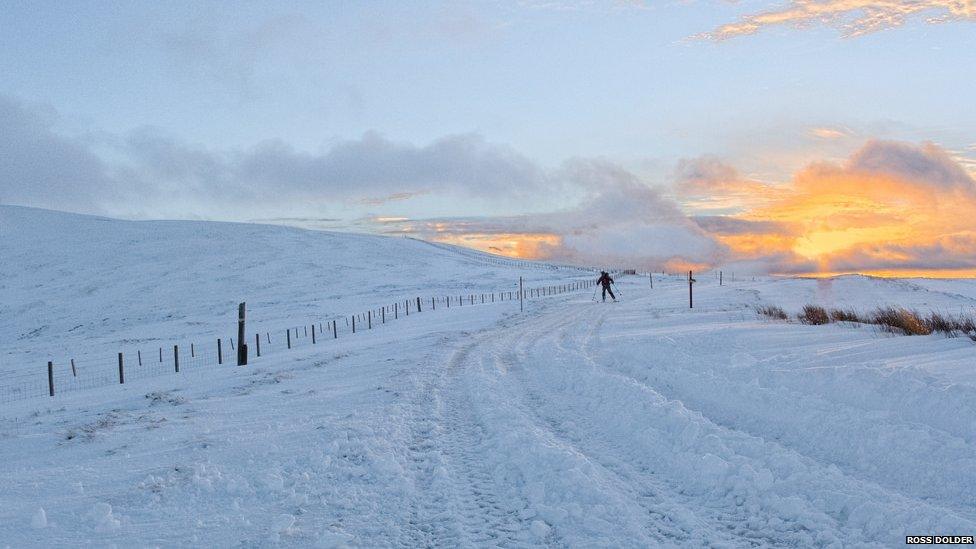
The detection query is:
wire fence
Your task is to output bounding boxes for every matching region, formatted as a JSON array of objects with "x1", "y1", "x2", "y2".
[{"x1": 1, "y1": 276, "x2": 600, "y2": 405}]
